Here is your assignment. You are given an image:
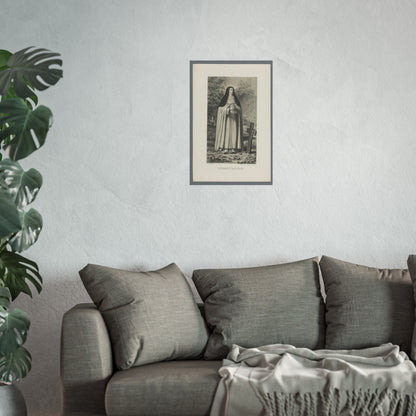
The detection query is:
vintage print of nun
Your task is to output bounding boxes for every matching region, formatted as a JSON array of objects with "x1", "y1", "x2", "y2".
[{"x1": 215, "y1": 86, "x2": 243, "y2": 153}]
